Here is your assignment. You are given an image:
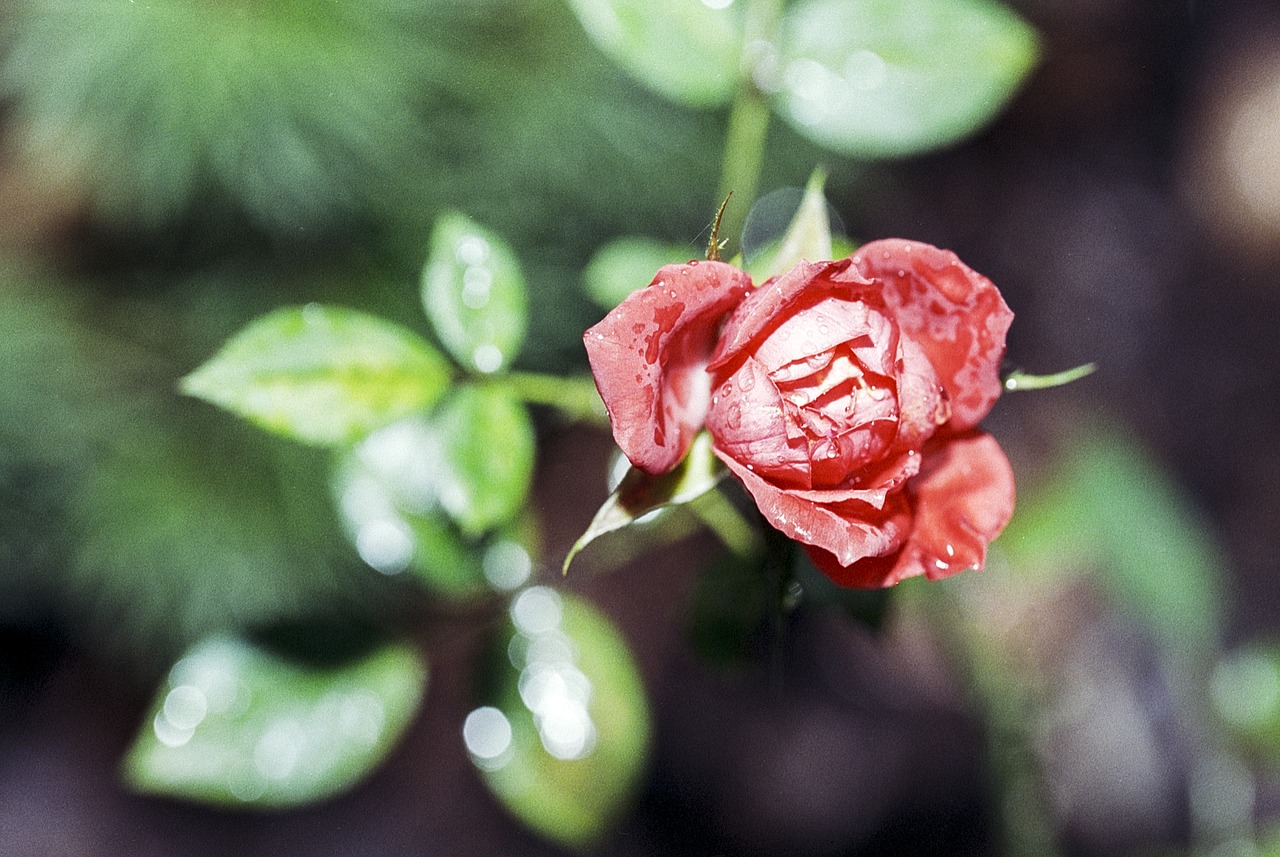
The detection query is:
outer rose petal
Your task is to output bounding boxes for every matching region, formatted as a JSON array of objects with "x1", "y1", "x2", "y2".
[
  {"x1": 715, "y1": 448, "x2": 911, "y2": 567},
  {"x1": 807, "y1": 431, "x2": 1015, "y2": 588},
  {"x1": 584, "y1": 260, "x2": 752, "y2": 475},
  {"x1": 847, "y1": 239, "x2": 1013, "y2": 429}
]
